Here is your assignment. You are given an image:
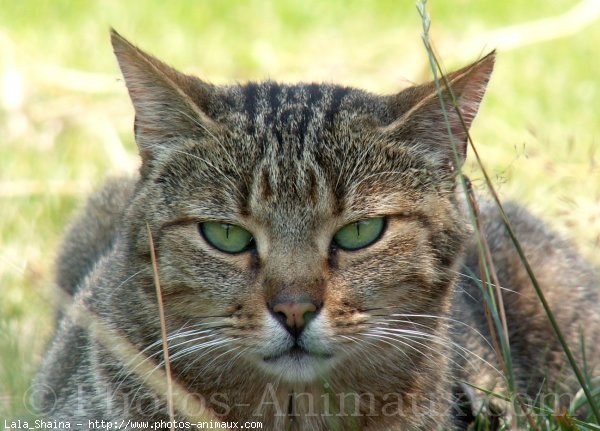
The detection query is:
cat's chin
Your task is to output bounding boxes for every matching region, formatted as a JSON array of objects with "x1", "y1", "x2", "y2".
[{"x1": 259, "y1": 346, "x2": 333, "y2": 382}]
